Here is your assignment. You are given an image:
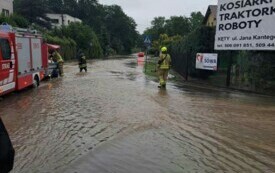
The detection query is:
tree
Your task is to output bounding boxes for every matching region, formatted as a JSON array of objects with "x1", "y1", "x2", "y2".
[
  {"x1": 144, "y1": 16, "x2": 190, "y2": 49},
  {"x1": 14, "y1": 0, "x2": 51, "y2": 28},
  {"x1": 144, "y1": 17, "x2": 166, "y2": 40},
  {"x1": 14, "y1": 0, "x2": 47, "y2": 22},
  {"x1": 152, "y1": 34, "x2": 182, "y2": 53},
  {"x1": 189, "y1": 12, "x2": 204, "y2": 31},
  {"x1": 143, "y1": 12, "x2": 204, "y2": 51},
  {"x1": 52, "y1": 23, "x2": 103, "y2": 58},
  {"x1": 63, "y1": 0, "x2": 78, "y2": 16},
  {"x1": 46, "y1": 0, "x2": 63, "y2": 13},
  {"x1": 165, "y1": 16, "x2": 190, "y2": 37},
  {"x1": 13, "y1": 0, "x2": 139, "y2": 55},
  {"x1": 77, "y1": 0, "x2": 98, "y2": 19},
  {"x1": 98, "y1": 26, "x2": 111, "y2": 55},
  {"x1": 0, "y1": 14, "x2": 29, "y2": 28},
  {"x1": 104, "y1": 5, "x2": 138, "y2": 54}
]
